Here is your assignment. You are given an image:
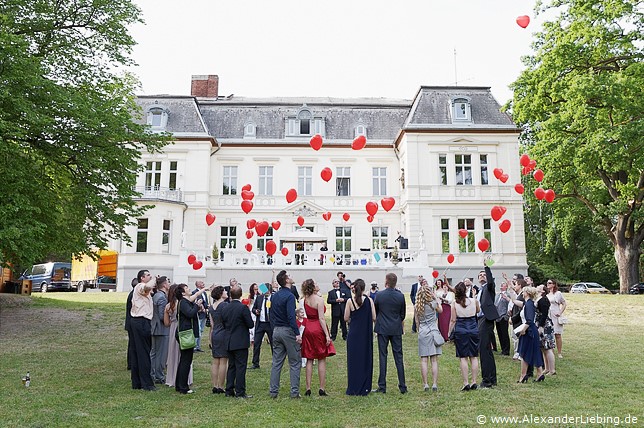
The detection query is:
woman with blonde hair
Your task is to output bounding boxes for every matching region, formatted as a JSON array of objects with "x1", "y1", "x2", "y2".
[
  {"x1": 415, "y1": 280, "x2": 443, "y2": 392},
  {"x1": 448, "y1": 281, "x2": 480, "y2": 391},
  {"x1": 516, "y1": 286, "x2": 545, "y2": 383},
  {"x1": 301, "y1": 278, "x2": 336, "y2": 396},
  {"x1": 547, "y1": 279, "x2": 567, "y2": 358}
]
